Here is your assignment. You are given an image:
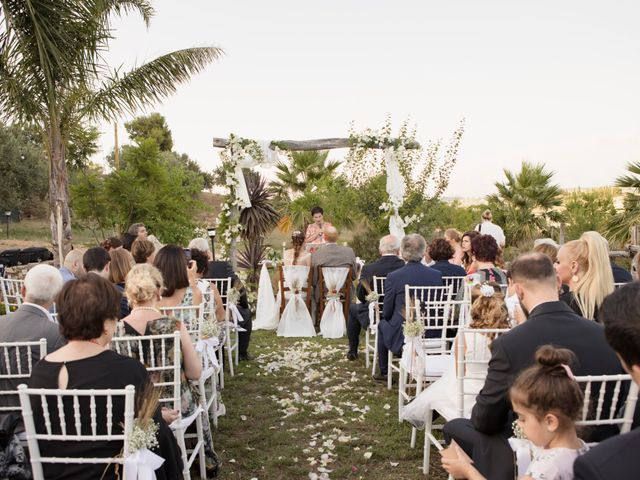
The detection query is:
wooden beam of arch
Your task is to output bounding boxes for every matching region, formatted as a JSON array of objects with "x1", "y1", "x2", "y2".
[{"x1": 211, "y1": 137, "x2": 421, "y2": 151}]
